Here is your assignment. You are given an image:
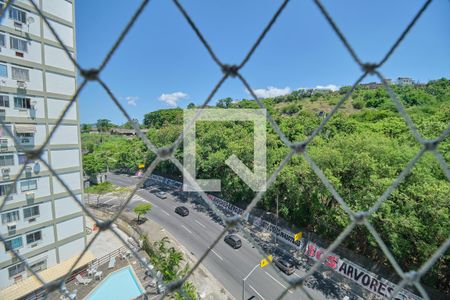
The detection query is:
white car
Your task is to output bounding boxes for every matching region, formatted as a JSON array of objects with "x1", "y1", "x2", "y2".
[{"x1": 155, "y1": 191, "x2": 167, "y2": 199}]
